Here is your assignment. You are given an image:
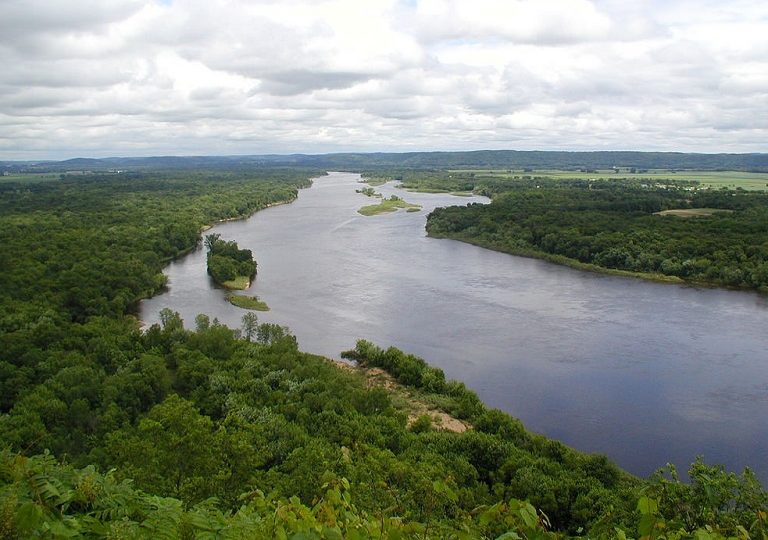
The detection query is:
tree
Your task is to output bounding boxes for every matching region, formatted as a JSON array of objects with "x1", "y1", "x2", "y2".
[
  {"x1": 204, "y1": 233, "x2": 221, "y2": 252},
  {"x1": 194, "y1": 313, "x2": 210, "y2": 332},
  {"x1": 241, "y1": 312, "x2": 258, "y2": 341},
  {"x1": 159, "y1": 308, "x2": 183, "y2": 332}
]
